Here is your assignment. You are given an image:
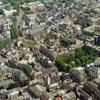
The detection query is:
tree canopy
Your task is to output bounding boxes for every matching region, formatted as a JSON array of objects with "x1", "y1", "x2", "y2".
[
  {"x1": 44, "y1": 33, "x2": 51, "y2": 48},
  {"x1": 59, "y1": 38, "x2": 76, "y2": 47},
  {"x1": 0, "y1": 38, "x2": 11, "y2": 50},
  {"x1": 55, "y1": 47, "x2": 97, "y2": 72},
  {"x1": 7, "y1": 80, "x2": 29, "y2": 90},
  {"x1": 10, "y1": 20, "x2": 18, "y2": 39},
  {"x1": 0, "y1": 8, "x2": 4, "y2": 15}
]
